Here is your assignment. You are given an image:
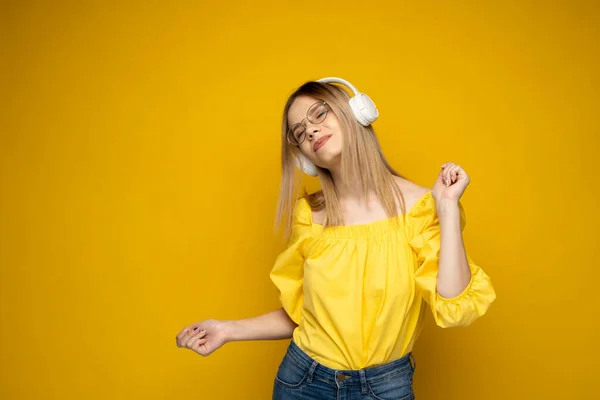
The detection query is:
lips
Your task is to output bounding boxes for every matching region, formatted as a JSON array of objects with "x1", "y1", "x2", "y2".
[{"x1": 313, "y1": 135, "x2": 332, "y2": 152}]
